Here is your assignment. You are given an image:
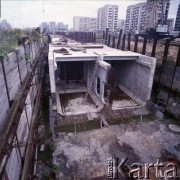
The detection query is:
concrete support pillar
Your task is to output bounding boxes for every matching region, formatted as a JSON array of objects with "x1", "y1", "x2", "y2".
[{"x1": 100, "y1": 80, "x2": 105, "y2": 103}]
